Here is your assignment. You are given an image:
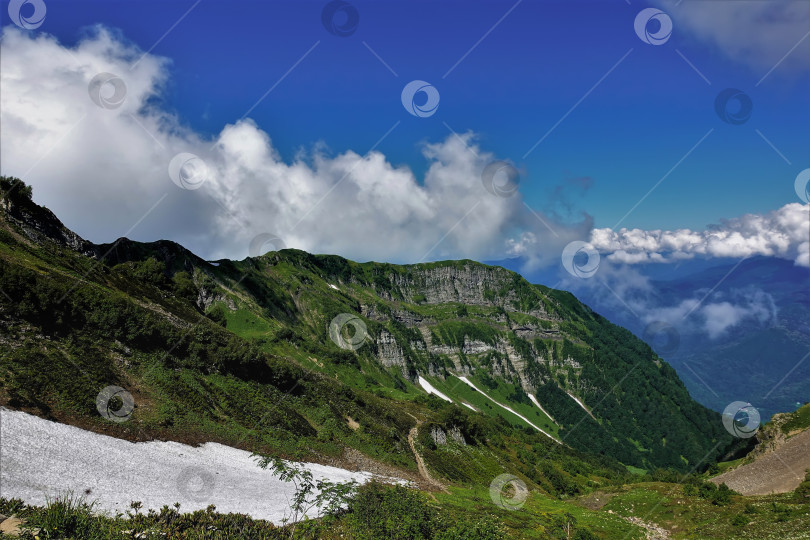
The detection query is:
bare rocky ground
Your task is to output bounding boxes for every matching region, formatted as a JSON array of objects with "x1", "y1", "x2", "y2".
[
  {"x1": 712, "y1": 428, "x2": 810, "y2": 495},
  {"x1": 0, "y1": 514, "x2": 38, "y2": 537},
  {"x1": 622, "y1": 516, "x2": 670, "y2": 540}
]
